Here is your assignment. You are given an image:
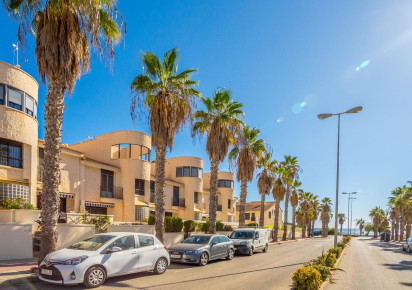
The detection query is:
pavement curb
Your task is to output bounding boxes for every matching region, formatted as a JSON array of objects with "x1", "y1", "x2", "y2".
[{"x1": 319, "y1": 240, "x2": 350, "y2": 290}]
